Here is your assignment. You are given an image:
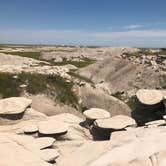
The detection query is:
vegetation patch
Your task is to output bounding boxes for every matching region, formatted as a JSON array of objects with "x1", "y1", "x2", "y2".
[
  {"x1": 1, "y1": 52, "x2": 96, "y2": 68},
  {"x1": 124, "y1": 48, "x2": 166, "y2": 58},
  {"x1": 126, "y1": 95, "x2": 138, "y2": 110},
  {"x1": 51, "y1": 58, "x2": 96, "y2": 68},
  {"x1": 0, "y1": 72, "x2": 79, "y2": 108},
  {"x1": 1, "y1": 52, "x2": 41, "y2": 60}
]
